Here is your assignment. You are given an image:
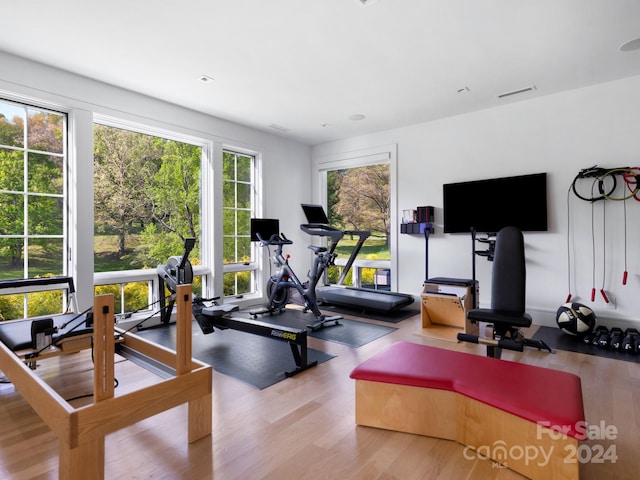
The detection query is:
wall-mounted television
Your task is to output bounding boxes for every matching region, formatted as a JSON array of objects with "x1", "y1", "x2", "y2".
[{"x1": 443, "y1": 172, "x2": 548, "y2": 234}]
